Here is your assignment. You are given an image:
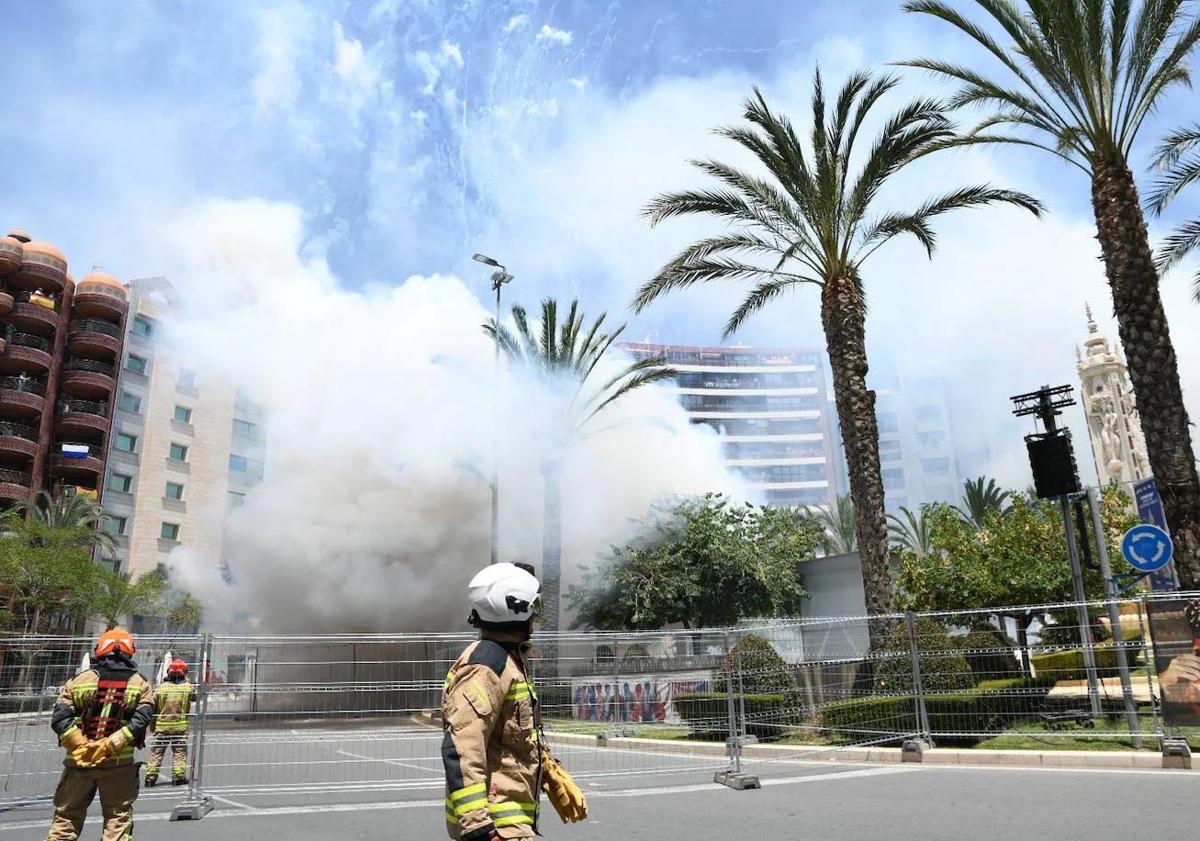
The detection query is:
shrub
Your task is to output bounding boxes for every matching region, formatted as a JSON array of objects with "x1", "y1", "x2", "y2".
[
  {"x1": 674, "y1": 691, "x2": 791, "y2": 742},
  {"x1": 955, "y1": 628, "x2": 1022, "y2": 683},
  {"x1": 714, "y1": 634, "x2": 797, "y2": 696},
  {"x1": 875, "y1": 618, "x2": 975, "y2": 694},
  {"x1": 1029, "y1": 643, "x2": 1134, "y2": 680}
]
